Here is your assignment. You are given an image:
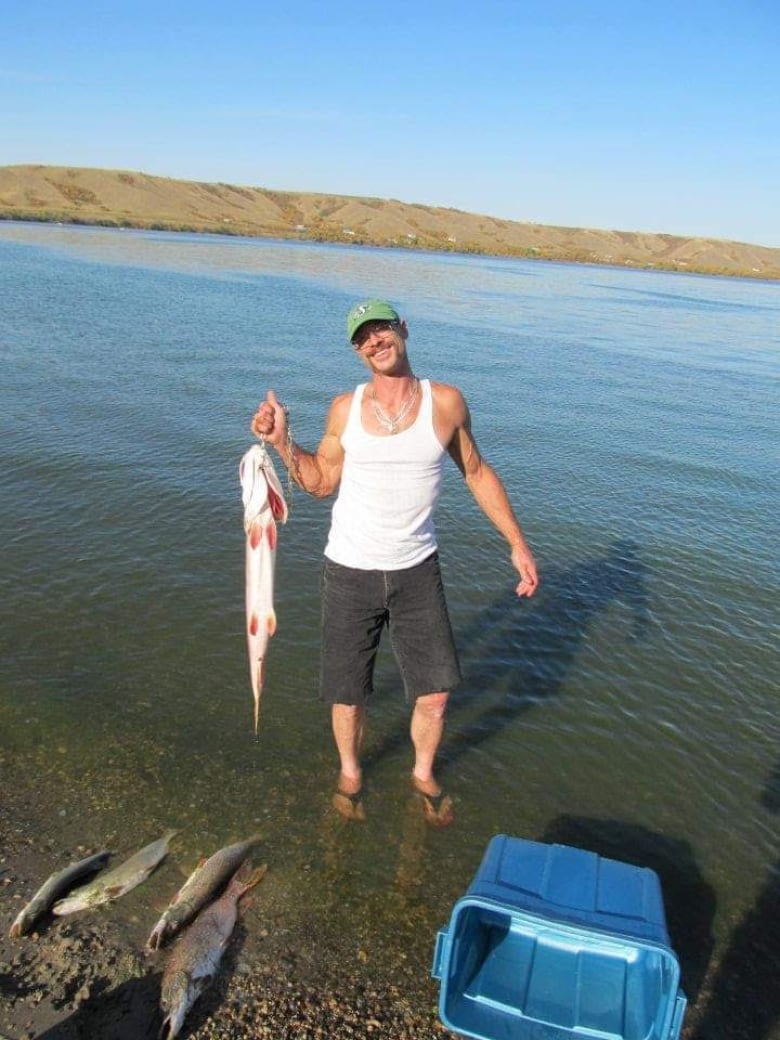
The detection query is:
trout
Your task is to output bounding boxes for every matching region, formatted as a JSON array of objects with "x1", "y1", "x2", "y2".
[
  {"x1": 239, "y1": 442, "x2": 287, "y2": 735},
  {"x1": 52, "y1": 830, "x2": 177, "y2": 915},
  {"x1": 9, "y1": 850, "x2": 111, "y2": 937},
  {"x1": 146, "y1": 834, "x2": 262, "y2": 951},
  {"x1": 158, "y1": 861, "x2": 267, "y2": 1039}
]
